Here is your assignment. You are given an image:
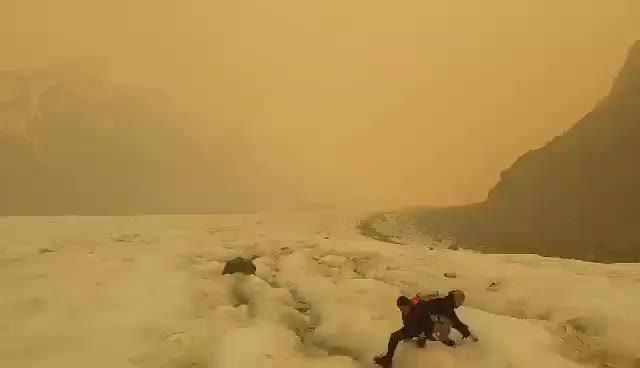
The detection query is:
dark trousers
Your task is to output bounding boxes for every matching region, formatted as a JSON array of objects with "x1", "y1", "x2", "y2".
[
  {"x1": 384, "y1": 327, "x2": 455, "y2": 359},
  {"x1": 384, "y1": 329, "x2": 410, "y2": 358}
]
